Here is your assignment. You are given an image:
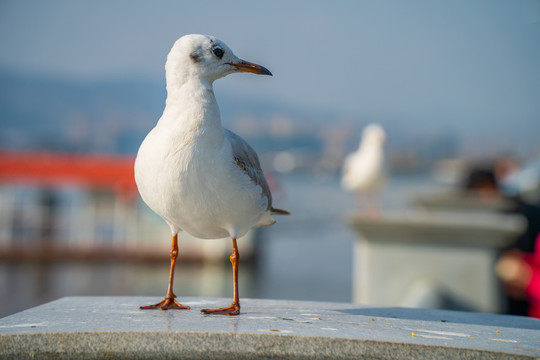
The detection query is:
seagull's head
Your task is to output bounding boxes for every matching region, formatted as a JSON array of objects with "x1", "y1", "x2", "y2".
[
  {"x1": 166, "y1": 34, "x2": 272, "y2": 85},
  {"x1": 362, "y1": 123, "x2": 386, "y2": 146}
]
